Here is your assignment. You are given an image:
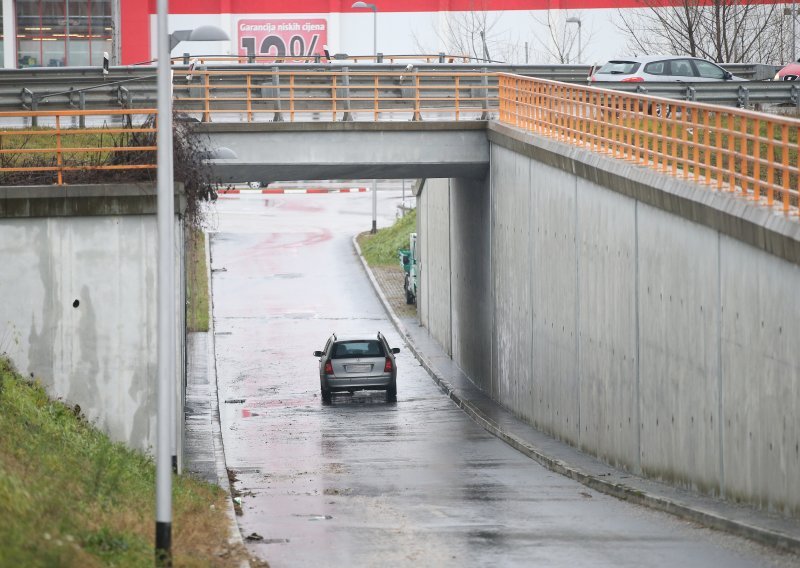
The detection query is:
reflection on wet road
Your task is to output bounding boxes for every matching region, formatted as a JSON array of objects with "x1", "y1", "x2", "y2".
[{"x1": 210, "y1": 192, "x2": 789, "y2": 567}]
